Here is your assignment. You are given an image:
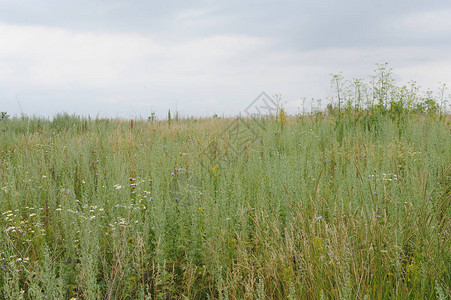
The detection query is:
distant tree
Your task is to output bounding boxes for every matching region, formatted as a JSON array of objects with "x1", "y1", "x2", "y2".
[{"x1": 0, "y1": 111, "x2": 9, "y2": 121}]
